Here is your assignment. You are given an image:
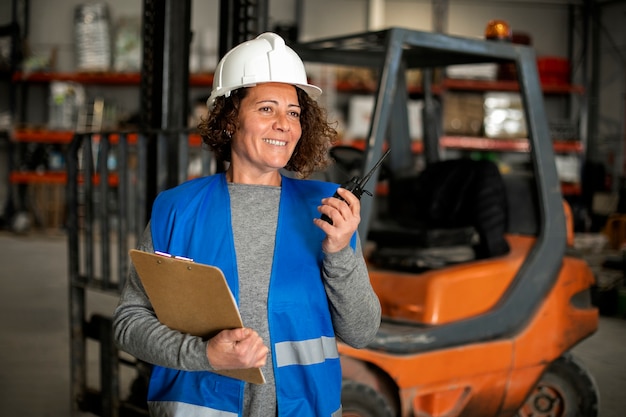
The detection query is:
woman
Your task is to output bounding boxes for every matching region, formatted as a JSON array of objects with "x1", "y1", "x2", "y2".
[{"x1": 113, "y1": 32, "x2": 381, "y2": 417}]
